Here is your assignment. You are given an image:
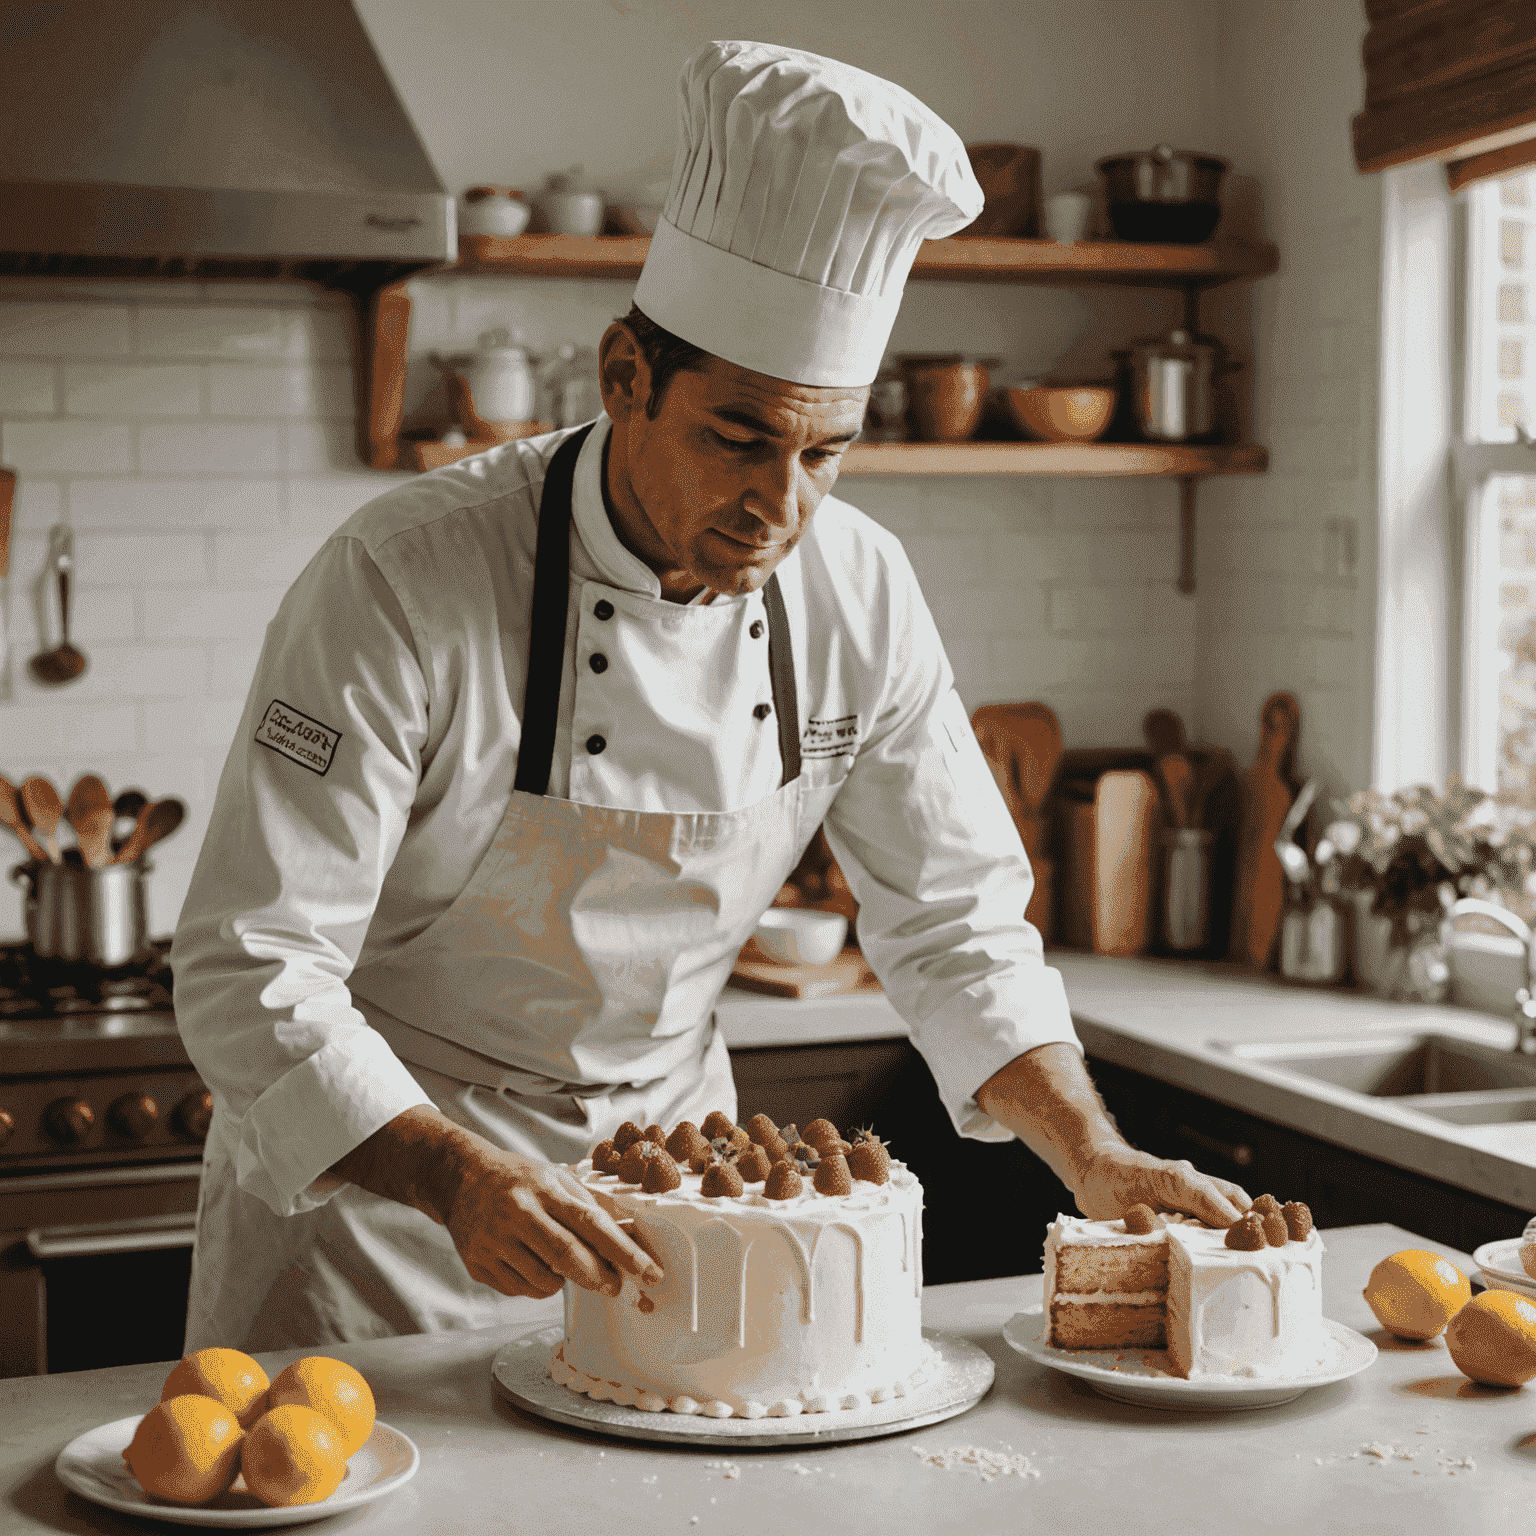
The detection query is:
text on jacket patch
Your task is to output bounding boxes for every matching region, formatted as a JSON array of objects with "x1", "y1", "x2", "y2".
[
  {"x1": 803, "y1": 714, "x2": 860, "y2": 759},
  {"x1": 256, "y1": 700, "x2": 342, "y2": 776}
]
